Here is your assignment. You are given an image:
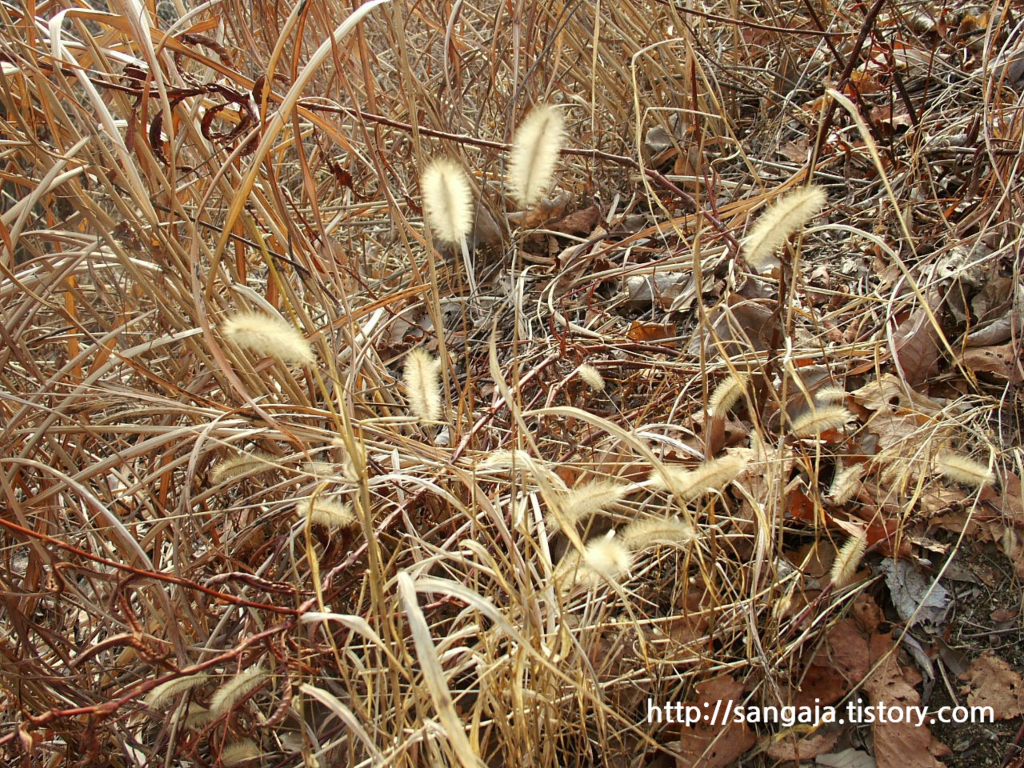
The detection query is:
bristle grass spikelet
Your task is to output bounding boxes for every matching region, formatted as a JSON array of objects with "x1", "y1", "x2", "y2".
[
  {"x1": 299, "y1": 497, "x2": 357, "y2": 529},
  {"x1": 182, "y1": 705, "x2": 212, "y2": 729},
  {"x1": 576, "y1": 364, "x2": 605, "y2": 393},
  {"x1": 145, "y1": 673, "x2": 208, "y2": 708},
  {"x1": 743, "y1": 185, "x2": 827, "y2": 269},
  {"x1": 220, "y1": 740, "x2": 261, "y2": 767},
  {"x1": 421, "y1": 159, "x2": 474, "y2": 245},
  {"x1": 828, "y1": 464, "x2": 864, "y2": 504},
  {"x1": 403, "y1": 348, "x2": 442, "y2": 423},
  {"x1": 507, "y1": 105, "x2": 565, "y2": 207},
  {"x1": 620, "y1": 515, "x2": 692, "y2": 551},
  {"x1": 789, "y1": 406, "x2": 854, "y2": 437},
  {"x1": 649, "y1": 454, "x2": 748, "y2": 501},
  {"x1": 815, "y1": 385, "x2": 848, "y2": 404},
  {"x1": 708, "y1": 372, "x2": 748, "y2": 417},
  {"x1": 935, "y1": 452, "x2": 995, "y2": 488},
  {"x1": 221, "y1": 311, "x2": 314, "y2": 366},
  {"x1": 546, "y1": 479, "x2": 626, "y2": 532},
  {"x1": 209, "y1": 666, "x2": 268, "y2": 715},
  {"x1": 830, "y1": 533, "x2": 868, "y2": 588},
  {"x1": 210, "y1": 451, "x2": 277, "y2": 484},
  {"x1": 582, "y1": 532, "x2": 633, "y2": 581}
]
